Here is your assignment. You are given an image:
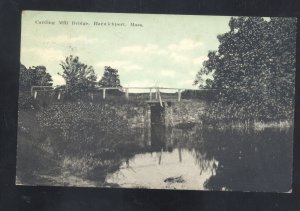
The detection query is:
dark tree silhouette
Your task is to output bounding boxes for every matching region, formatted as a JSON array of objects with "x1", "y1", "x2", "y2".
[
  {"x1": 19, "y1": 64, "x2": 53, "y2": 91},
  {"x1": 59, "y1": 55, "x2": 97, "y2": 98},
  {"x1": 194, "y1": 17, "x2": 296, "y2": 121},
  {"x1": 98, "y1": 66, "x2": 121, "y2": 88},
  {"x1": 98, "y1": 66, "x2": 122, "y2": 96}
]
